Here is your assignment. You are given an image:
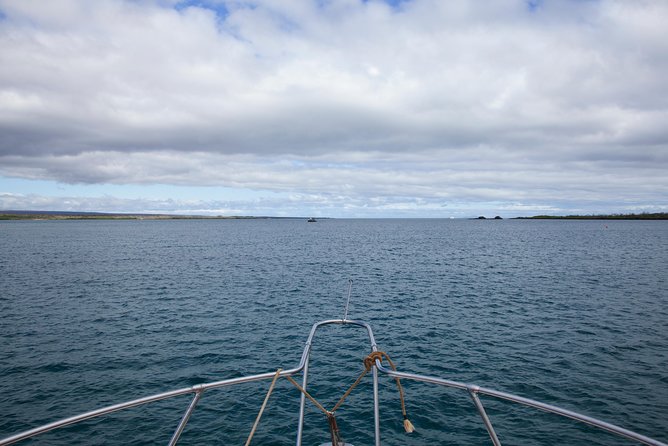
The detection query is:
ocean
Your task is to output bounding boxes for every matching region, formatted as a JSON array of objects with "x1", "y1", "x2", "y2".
[{"x1": 1, "y1": 218, "x2": 667, "y2": 445}]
